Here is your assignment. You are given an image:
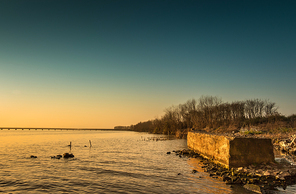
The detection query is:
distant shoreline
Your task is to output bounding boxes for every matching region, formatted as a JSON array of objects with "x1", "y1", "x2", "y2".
[{"x1": 0, "y1": 128, "x2": 122, "y2": 131}]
